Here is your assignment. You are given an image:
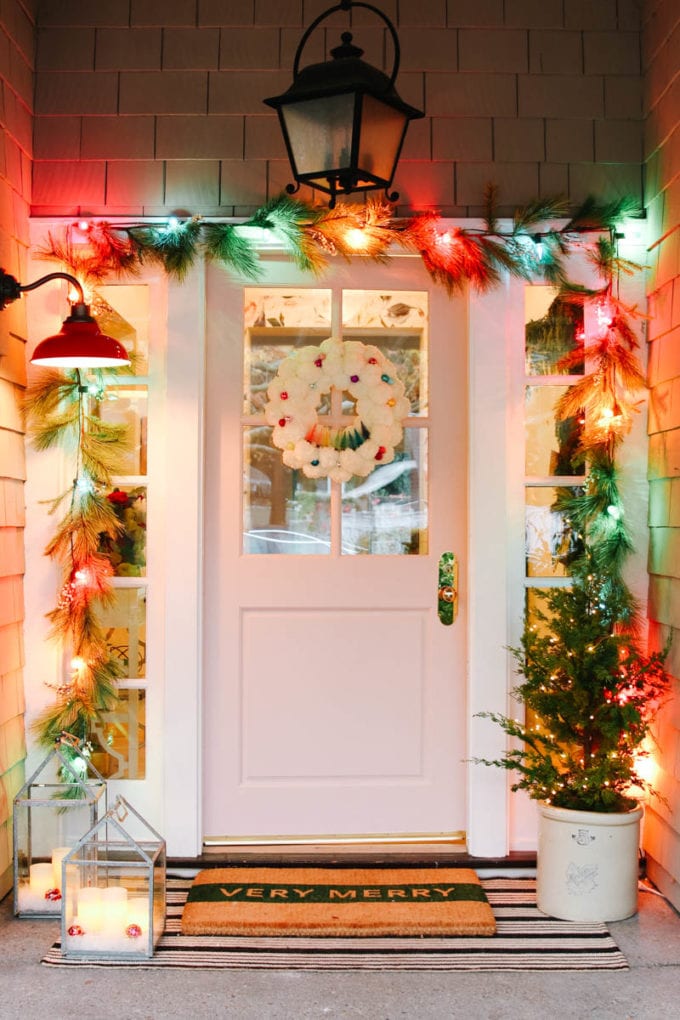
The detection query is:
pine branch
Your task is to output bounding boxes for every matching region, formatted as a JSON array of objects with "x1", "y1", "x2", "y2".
[
  {"x1": 202, "y1": 223, "x2": 262, "y2": 279},
  {"x1": 127, "y1": 218, "x2": 202, "y2": 279},
  {"x1": 512, "y1": 195, "x2": 569, "y2": 233},
  {"x1": 483, "y1": 182, "x2": 499, "y2": 233}
]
